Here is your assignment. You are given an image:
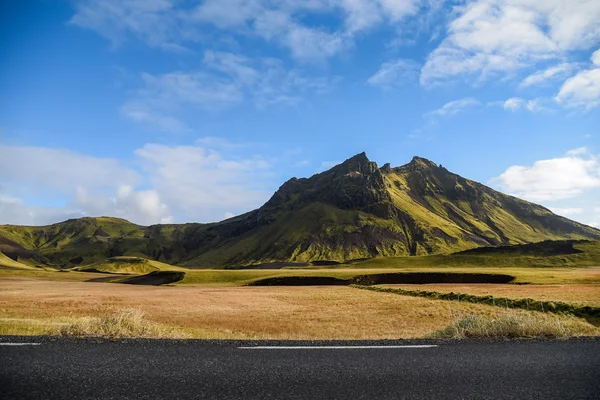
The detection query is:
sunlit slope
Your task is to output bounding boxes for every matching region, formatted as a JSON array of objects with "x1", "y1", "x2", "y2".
[
  {"x1": 72, "y1": 256, "x2": 187, "y2": 274},
  {"x1": 1, "y1": 153, "x2": 599, "y2": 268},
  {"x1": 380, "y1": 157, "x2": 600, "y2": 254},
  {"x1": 0, "y1": 217, "x2": 148, "y2": 267},
  {"x1": 0, "y1": 251, "x2": 34, "y2": 269}
]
